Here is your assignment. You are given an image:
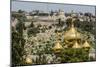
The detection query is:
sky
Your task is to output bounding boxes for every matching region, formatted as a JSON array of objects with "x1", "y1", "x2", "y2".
[{"x1": 11, "y1": 1, "x2": 96, "y2": 15}]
